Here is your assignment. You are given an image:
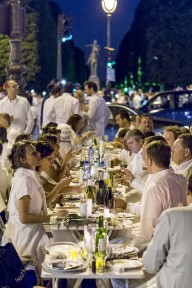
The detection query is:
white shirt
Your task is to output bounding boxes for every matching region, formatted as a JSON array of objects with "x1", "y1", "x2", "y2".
[
  {"x1": 47, "y1": 93, "x2": 80, "y2": 125},
  {"x1": 7, "y1": 126, "x2": 19, "y2": 146},
  {"x1": 117, "y1": 149, "x2": 133, "y2": 166},
  {"x1": 6, "y1": 168, "x2": 49, "y2": 274},
  {"x1": 0, "y1": 164, "x2": 11, "y2": 203},
  {"x1": 132, "y1": 94, "x2": 142, "y2": 109},
  {"x1": 172, "y1": 159, "x2": 192, "y2": 177},
  {"x1": 0, "y1": 96, "x2": 34, "y2": 133},
  {"x1": 42, "y1": 95, "x2": 56, "y2": 127},
  {"x1": 127, "y1": 148, "x2": 146, "y2": 177},
  {"x1": 143, "y1": 206, "x2": 192, "y2": 288},
  {"x1": 0, "y1": 193, "x2": 6, "y2": 213},
  {"x1": 84, "y1": 94, "x2": 110, "y2": 137},
  {"x1": 134, "y1": 169, "x2": 186, "y2": 250},
  {"x1": 114, "y1": 127, "x2": 123, "y2": 139}
]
